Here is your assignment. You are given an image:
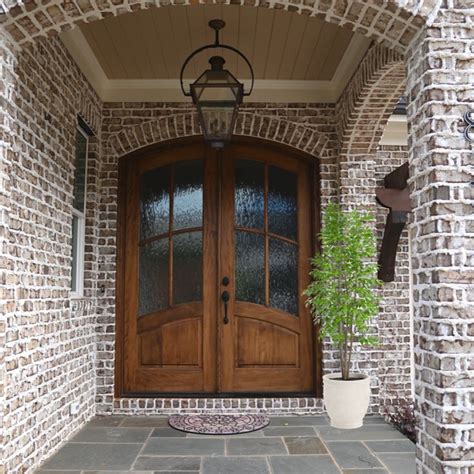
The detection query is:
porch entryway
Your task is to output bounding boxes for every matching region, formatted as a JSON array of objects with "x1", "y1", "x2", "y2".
[
  {"x1": 36, "y1": 415, "x2": 415, "y2": 473},
  {"x1": 118, "y1": 138, "x2": 317, "y2": 396}
]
